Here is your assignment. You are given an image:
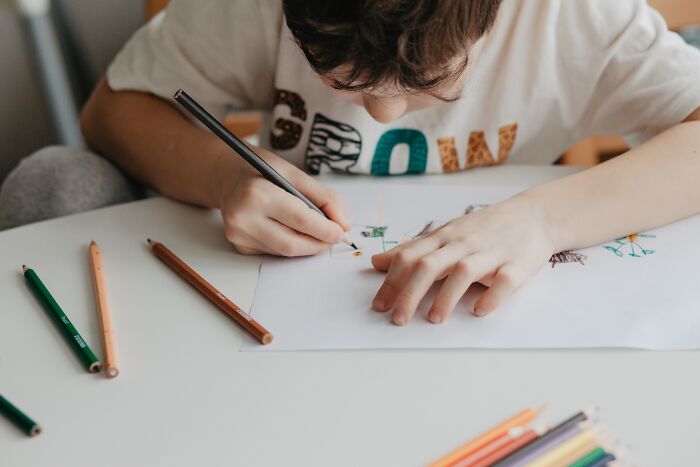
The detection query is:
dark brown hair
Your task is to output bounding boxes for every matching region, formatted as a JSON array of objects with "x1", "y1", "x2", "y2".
[{"x1": 282, "y1": 0, "x2": 503, "y2": 99}]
